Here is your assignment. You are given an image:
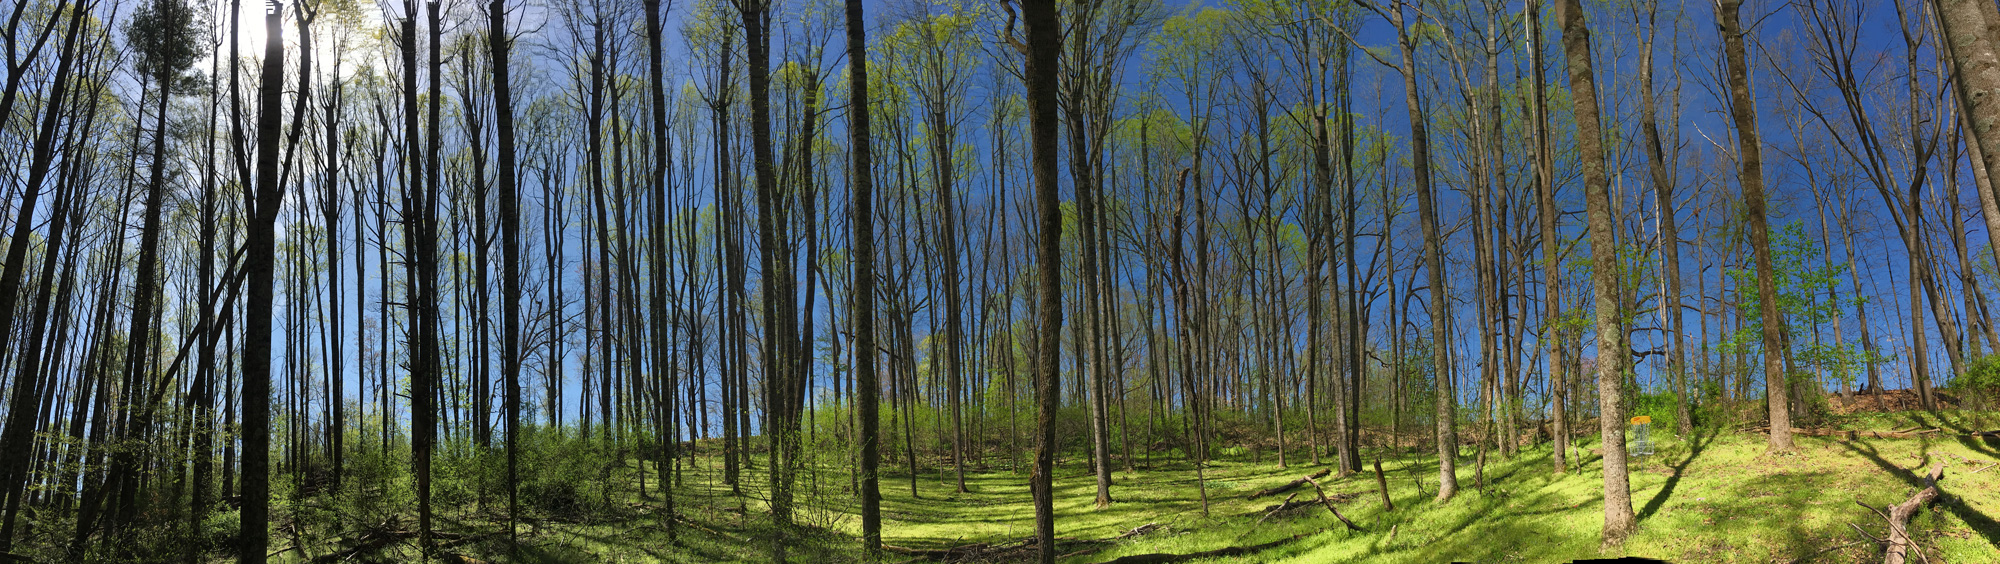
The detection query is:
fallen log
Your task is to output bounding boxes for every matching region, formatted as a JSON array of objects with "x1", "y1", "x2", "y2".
[
  {"x1": 881, "y1": 543, "x2": 987, "y2": 560},
  {"x1": 1800, "y1": 427, "x2": 1997, "y2": 439},
  {"x1": 1100, "y1": 533, "x2": 1305, "y2": 564},
  {"x1": 1883, "y1": 462, "x2": 1945, "y2": 564},
  {"x1": 1303, "y1": 476, "x2": 1363, "y2": 532},
  {"x1": 1247, "y1": 468, "x2": 1332, "y2": 500}
]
